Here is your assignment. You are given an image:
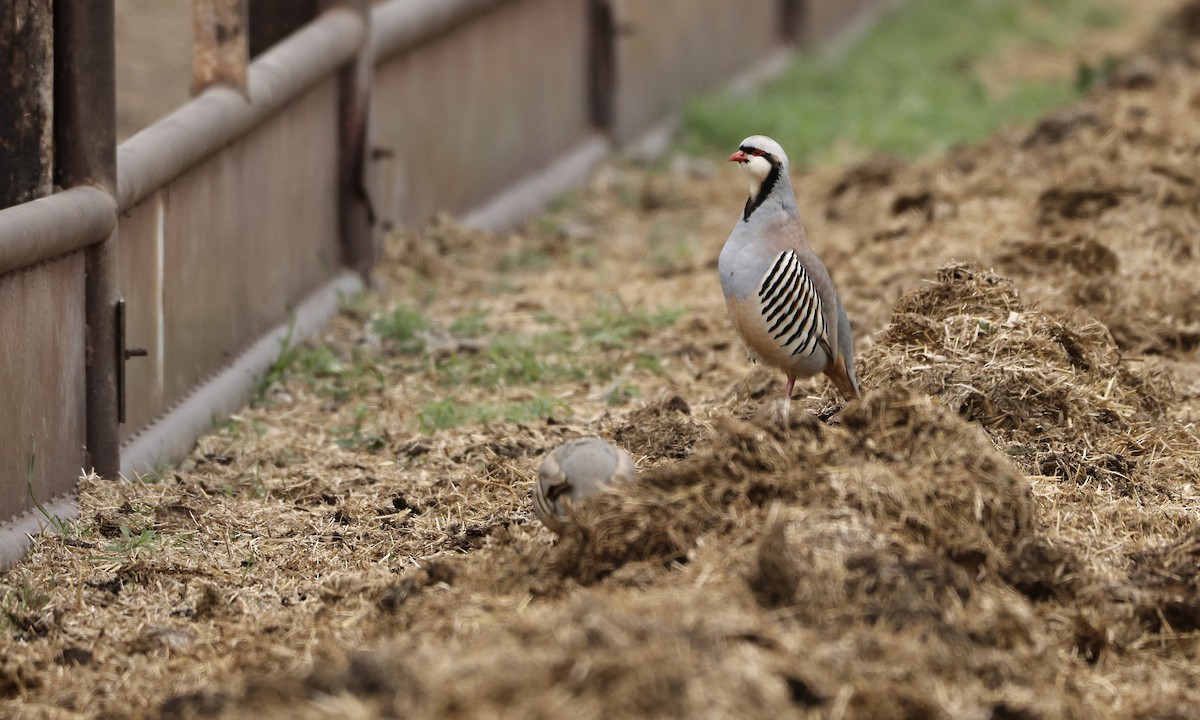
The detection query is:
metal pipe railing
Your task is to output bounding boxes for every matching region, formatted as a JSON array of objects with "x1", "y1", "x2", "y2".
[
  {"x1": 116, "y1": 7, "x2": 365, "y2": 212},
  {"x1": 371, "y1": 0, "x2": 509, "y2": 62},
  {"x1": 0, "y1": 187, "x2": 117, "y2": 277}
]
